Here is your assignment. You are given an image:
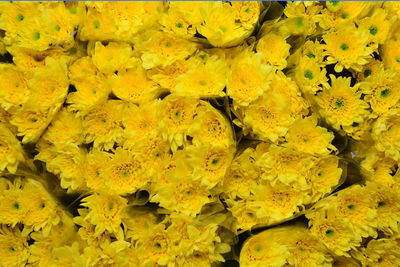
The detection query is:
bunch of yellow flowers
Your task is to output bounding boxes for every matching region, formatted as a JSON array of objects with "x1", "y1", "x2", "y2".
[{"x1": 1, "y1": 1, "x2": 400, "y2": 266}]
